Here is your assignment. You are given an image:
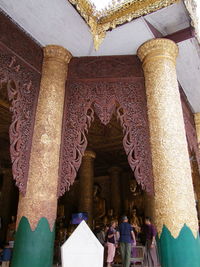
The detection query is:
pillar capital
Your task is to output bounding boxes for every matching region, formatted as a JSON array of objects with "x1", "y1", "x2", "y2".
[
  {"x1": 108, "y1": 166, "x2": 122, "y2": 174},
  {"x1": 43, "y1": 45, "x2": 72, "y2": 63},
  {"x1": 83, "y1": 150, "x2": 96, "y2": 159},
  {"x1": 137, "y1": 38, "x2": 178, "y2": 66}
]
